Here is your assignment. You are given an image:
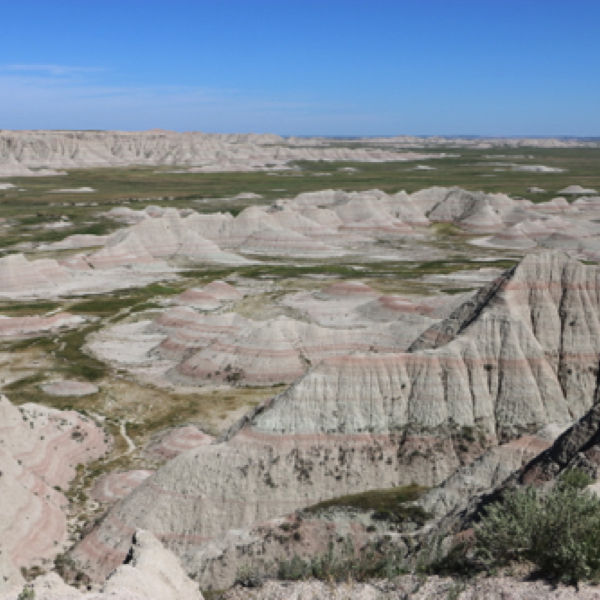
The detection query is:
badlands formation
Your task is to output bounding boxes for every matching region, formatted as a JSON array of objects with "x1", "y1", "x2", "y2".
[
  {"x1": 3, "y1": 133, "x2": 600, "y2": 597},
  {"x1": 71, "y1": 251, "x2": 600, "y2": 587},
  {"x1": 0, "y1": 130, "x2": 433, "y2": 176},
  {"x1": 0, "y1": 395, "x2": 108, "y2": 591},
  {"x1": 5, "y1": 185, "x2": 600, "y2": 301},
  {"x1": 1, "y1": 130, "x2": 598, "y2": 179}
]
